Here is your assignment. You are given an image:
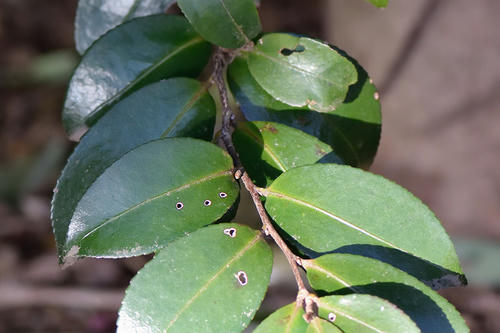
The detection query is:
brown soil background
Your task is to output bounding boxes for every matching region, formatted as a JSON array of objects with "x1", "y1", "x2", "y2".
[{"x1": 0, "y1": 0, "x2": 499, "y2": 332}]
